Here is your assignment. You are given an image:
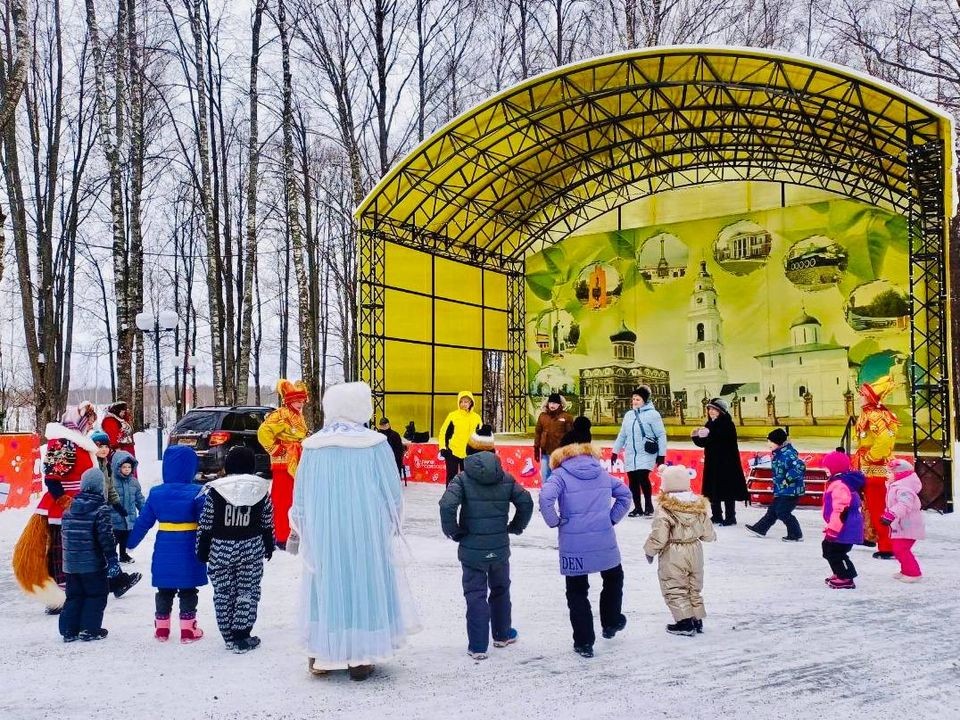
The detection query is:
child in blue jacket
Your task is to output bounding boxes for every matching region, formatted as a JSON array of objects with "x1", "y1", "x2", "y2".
[
  {"x1": 746, "y1": 429, "x2": 806, "y2": 541},
  {"x1": 110, "y1": 451, "x2": 144, "y2": 563},
  {"x1": 128, "y1": 445, "x2": 208, "y2": 643}
]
